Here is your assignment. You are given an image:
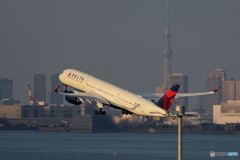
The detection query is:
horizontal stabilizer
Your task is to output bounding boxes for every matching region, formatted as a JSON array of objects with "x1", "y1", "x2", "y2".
[
  {"x1": 184, "y1": 112, "x2": 199, "y2": 116},
  {"x1": 54, "y1": 86, "x2": 60, "y2": 93}
]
